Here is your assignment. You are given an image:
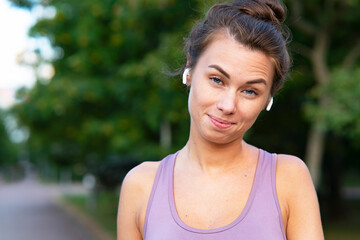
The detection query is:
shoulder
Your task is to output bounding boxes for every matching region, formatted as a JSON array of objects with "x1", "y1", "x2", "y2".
[
  {"x1": 276, "y1": 154, "x2": 311, "y2": 182},
  {"x1": 275, "y1": 154, "x2": 315, "y2": 201},
  {"x1": 274, "y1": 154, "x2": 314, "y2": 219},
  {"x1": 117, "y1": 161, "x2": 161, "y2": 238},
  {"x1": 121, "y1": 161, "x2": 161, "y2": 198},
  {"x1": 125, "y1": 161, "x2": 161, "y2": 181},
  {"x1": 275, "y1": 154, "x2": 324, "y2": 239}
]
